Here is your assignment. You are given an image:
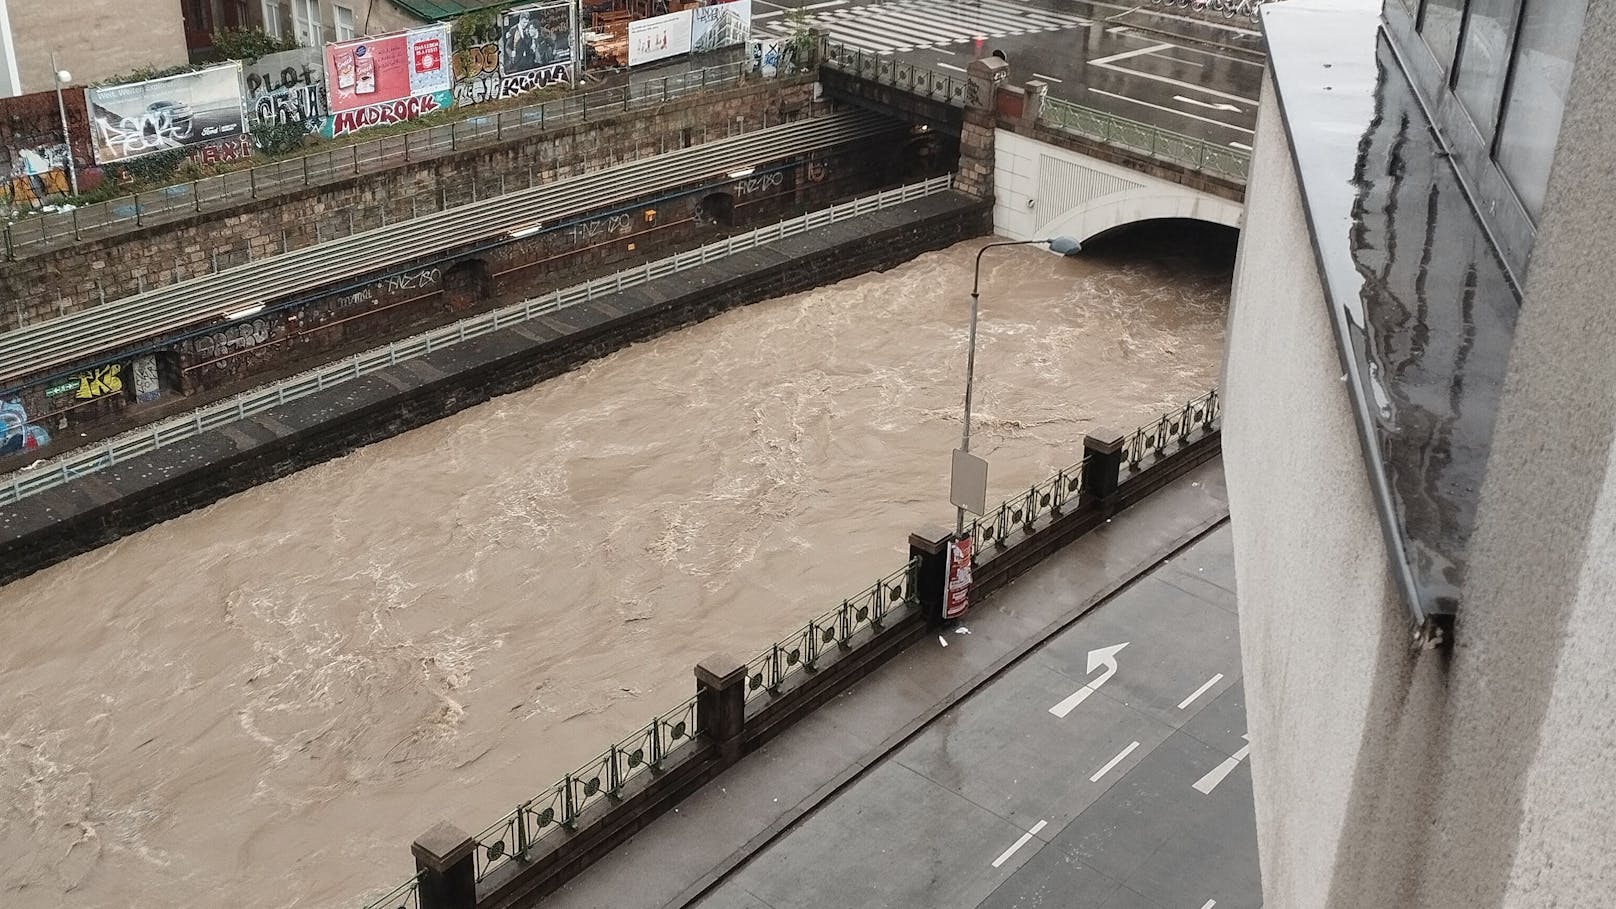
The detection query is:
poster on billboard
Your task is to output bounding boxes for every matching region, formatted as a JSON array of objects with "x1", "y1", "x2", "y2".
[
  {"x1": 243, "y1": 47, "x2": 327, "y2": 136},
  {"x1": 691, "y1": 0, "x2": 752, "y2": 54},
  {"x1": 501, "y1": 2, "x2": 575, "y2": 97},
  {"x1": 87, "y1": 63, "x2": 248, "y2": 164},
  {"x1": 452, "y1": 42, "x2": 502, "y2": 107},
  {"x1": 944, "y1": 535, "x2": 973, "y2": 620},
  {"x1": 628, "y1": 9, "x2": 693, "y2": 67},
  {"x1": 323, "y1": 24, "x2": 453, "y2": 137}
]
